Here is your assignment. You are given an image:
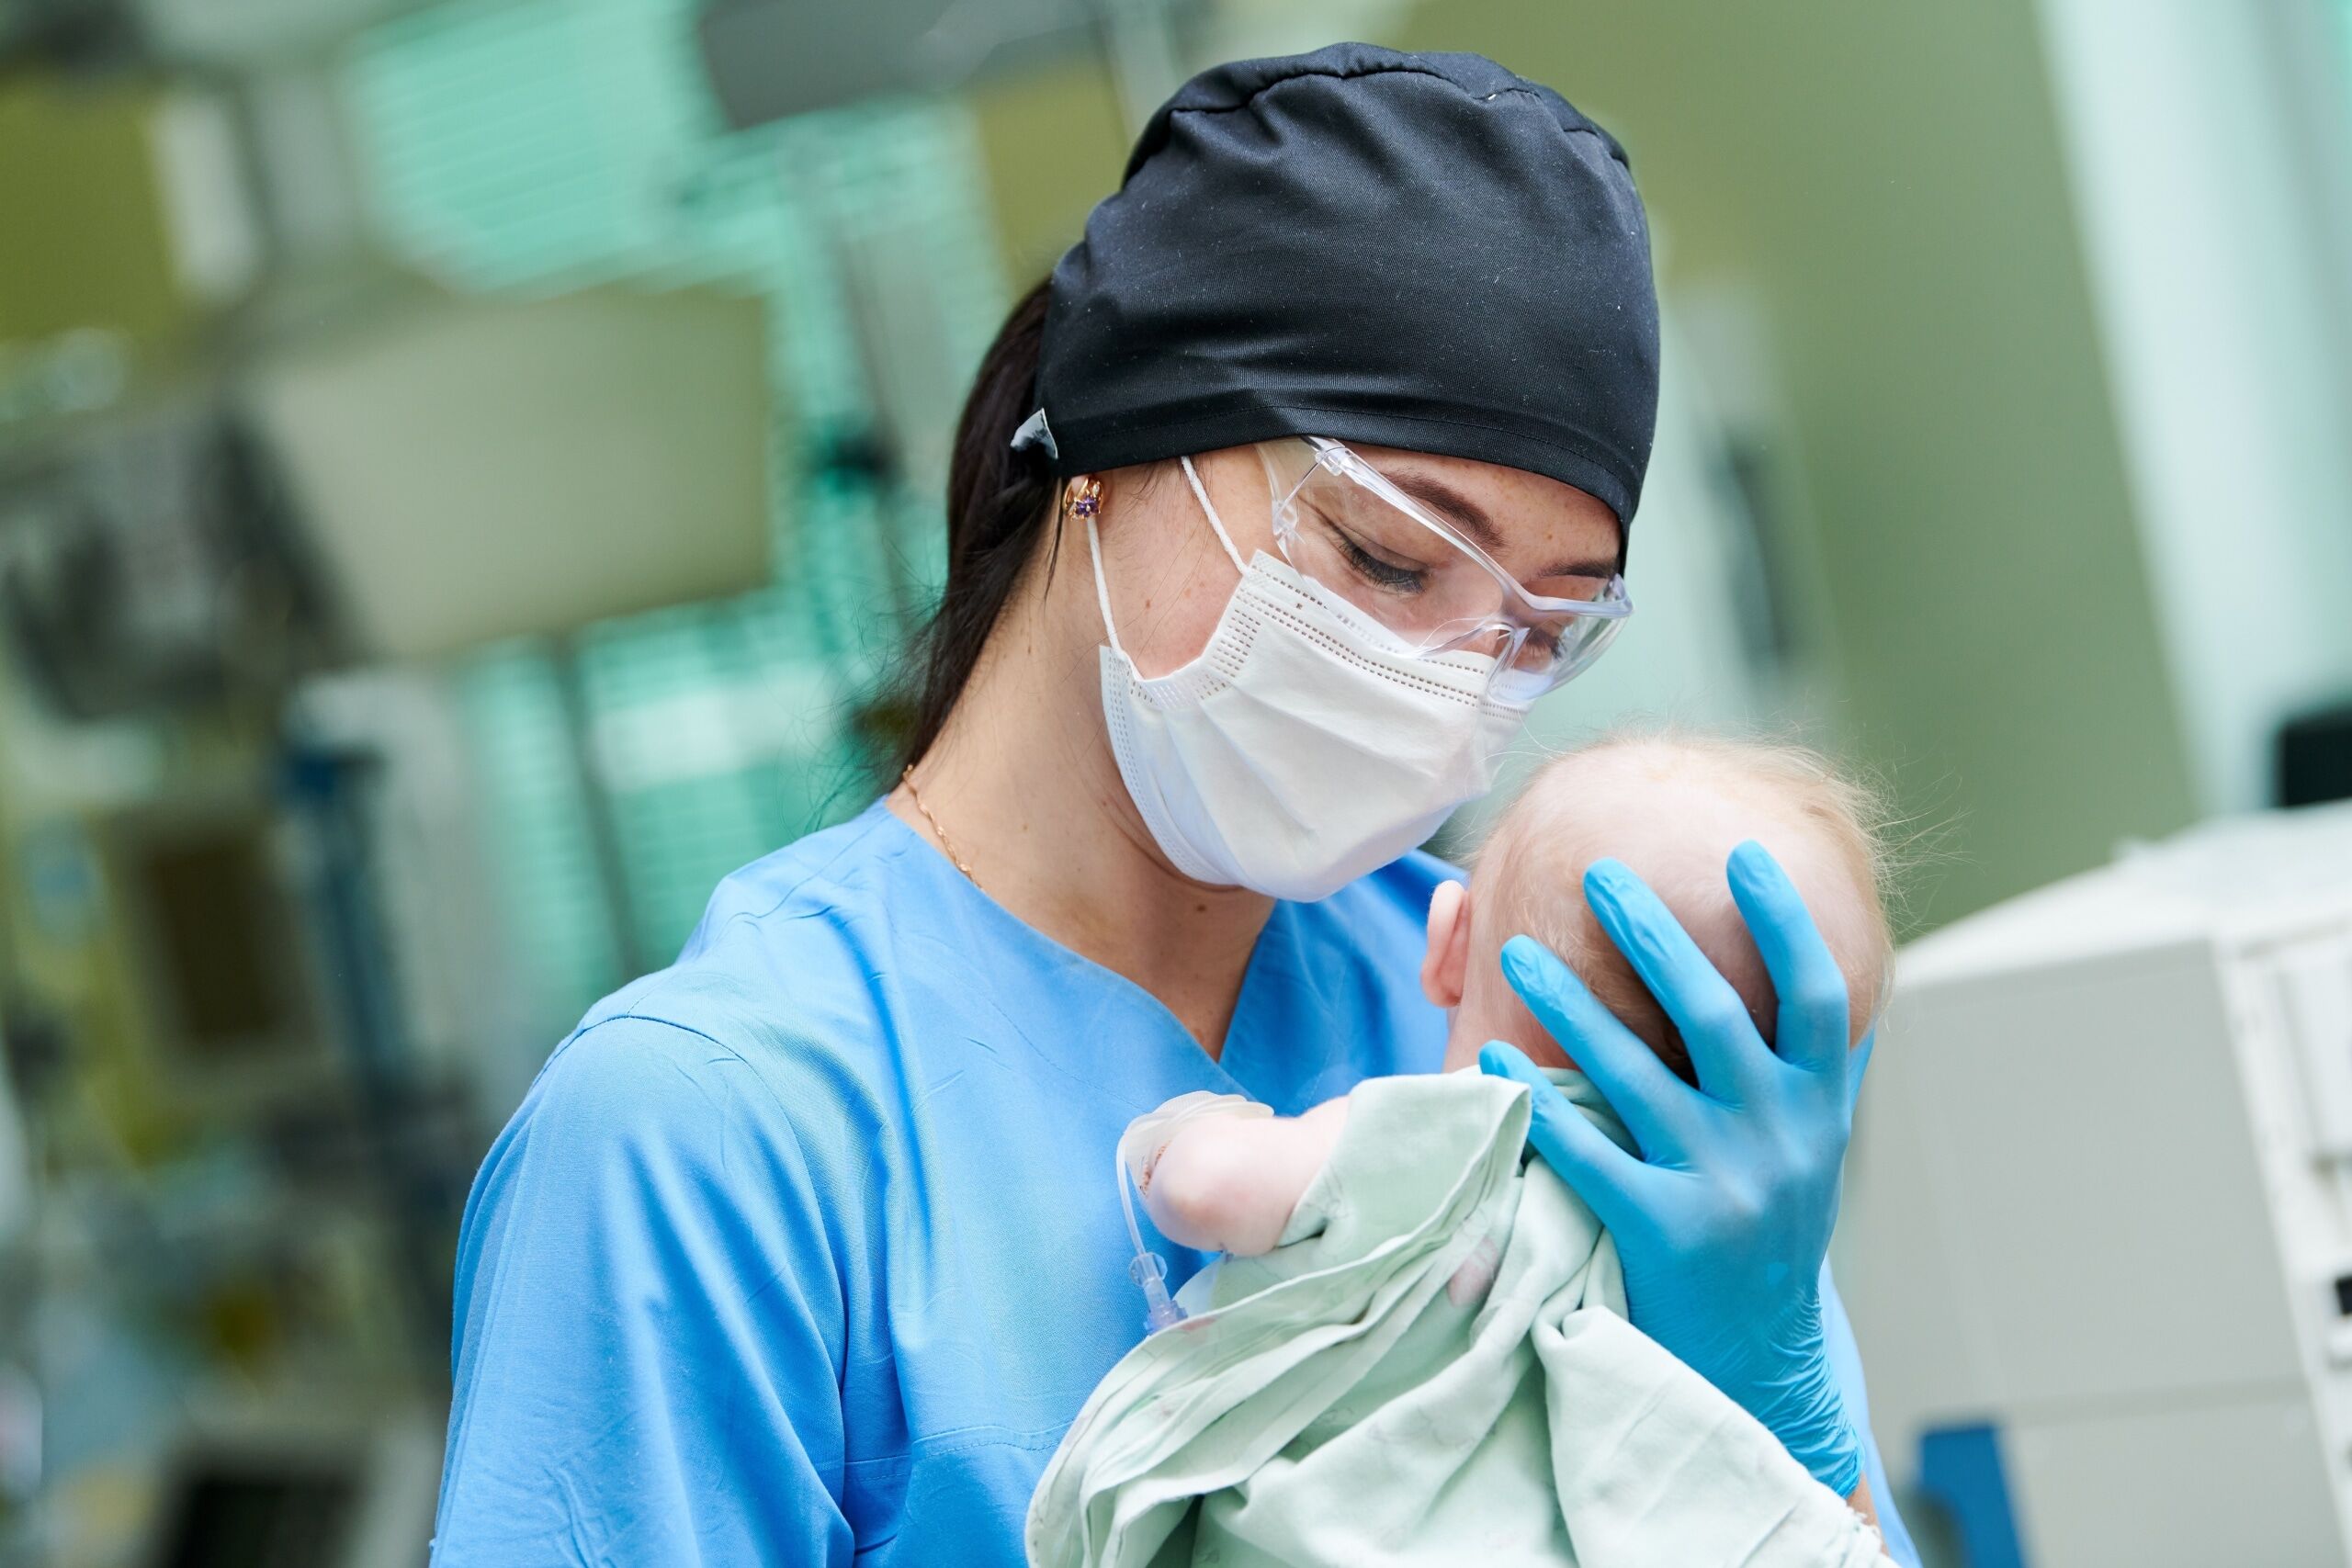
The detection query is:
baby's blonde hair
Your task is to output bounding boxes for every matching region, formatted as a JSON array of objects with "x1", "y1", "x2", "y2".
[{"x1": 1469, "y1": 727, "x2": 1896, "y2": 1079}]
